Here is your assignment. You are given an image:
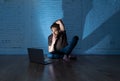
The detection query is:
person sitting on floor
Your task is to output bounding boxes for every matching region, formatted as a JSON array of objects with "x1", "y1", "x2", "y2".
[{"x1": 48, "y1": 19, "x2": 79, "y2": 61}]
